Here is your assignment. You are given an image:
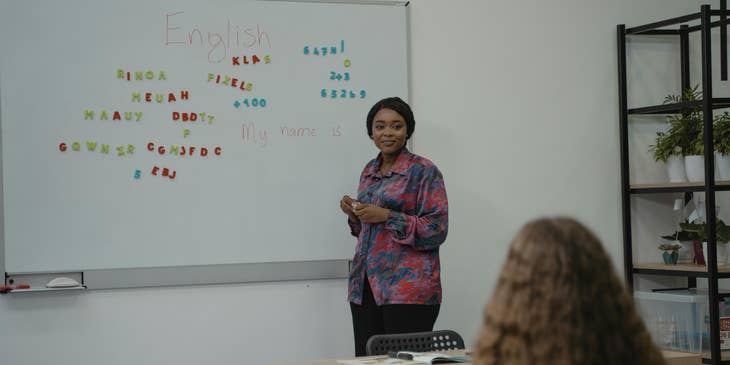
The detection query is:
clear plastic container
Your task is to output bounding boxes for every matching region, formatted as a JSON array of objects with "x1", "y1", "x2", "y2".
[{"x1": 634, "y1": 290, "x2": 708, "y2": 353}]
